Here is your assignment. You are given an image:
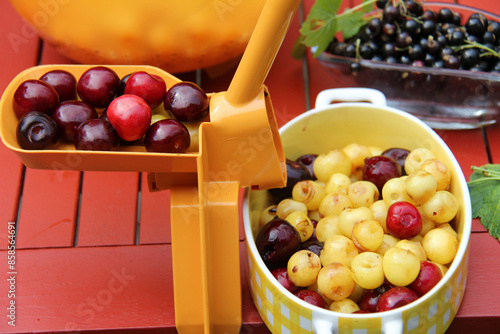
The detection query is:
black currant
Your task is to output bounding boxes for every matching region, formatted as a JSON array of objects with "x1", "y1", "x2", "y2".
[
  {"x1": 438, "y1": 8, "x2": 455, "y2": 24},
  {"x1": 487, "y1": 21, "x2": 500, "y2": 41},
  {"x1": 402, "y1": 19, "x2": 421, "y2": 37},
  {"x1": 396, "y1": 31, "x2": 413, "y2": 48},
  {"x1": 465, "y1": 17, "x2": 486, "y2": 36},
  {"x1": 444, "y1": 55, "x2": 461, "y2": 69},
  {"x1": 360, "y1": 43, "x2": 375, "y2": 59},
  {"x1": 404, "y1": 0, "x2": 423, "y2": 17},
  {"x1": 422, "y1": 9, "x2": 438, "y2": 22},
  {"x1": 461, "y1": 48, "x2": 480, "y2": 69},
  {"x1": 368, "y1": 18, "x2": 383, "y2": 37},
  {"x1": 383, "y1": 4, "x2": 404, "y2": 23},
  {"x1": 422, "y1": 20, "x2": 437, "y2": 36},
  {"x1": 482, "y1": 31, "x2": 496, "y2": 44},
  {"x1": 449, "y1": 30, "x2": 466, "y2": 46},
  {"x1": 409, "y1": 44, "x2": 425, "y2": 60},
  {"x1": 343, "y1": 43, "x2": 357, "y2": 58}
]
